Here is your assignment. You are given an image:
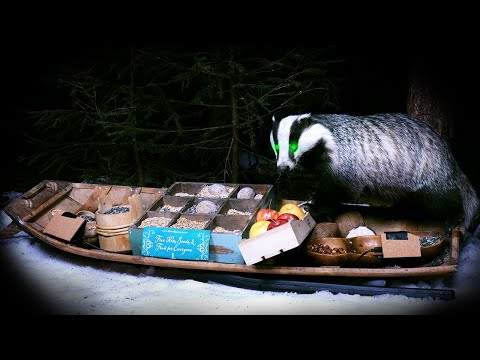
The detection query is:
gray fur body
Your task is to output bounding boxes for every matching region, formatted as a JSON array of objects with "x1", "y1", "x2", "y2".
[{"x1": 270, "y1": 113, "x2": 479, "y2": 233}]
